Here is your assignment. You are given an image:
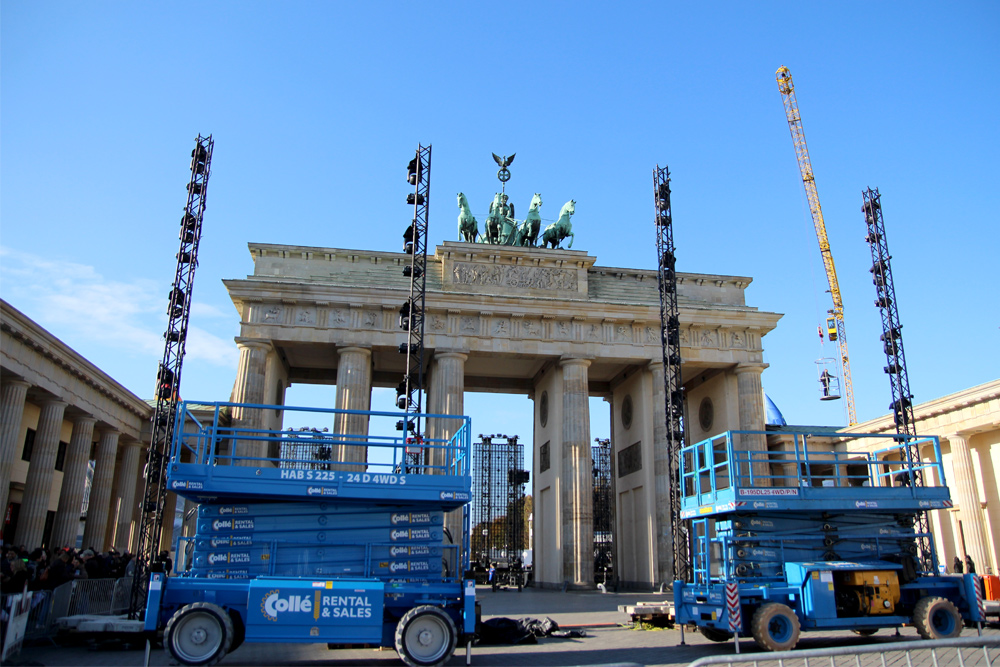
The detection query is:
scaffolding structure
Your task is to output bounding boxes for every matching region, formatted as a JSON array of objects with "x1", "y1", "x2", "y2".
[
  {"x1": 470, "y1": 434, "x2": 528, "y2": 574},
  {"x1": 653, "y1": 165, "x2": 691, "y2": 583},
  {"x1": 862, "y1": 188, "x2": 931, "y2": 567},
  {"x1": 130, "y1": 135, "x2": 213, "y2": 618},
  {"x1": 397, "y1": 145, "x2": 432, "y2": 470},
  {"x1": 592, "y1": 438, "x2": 614, "y2": 584}
]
